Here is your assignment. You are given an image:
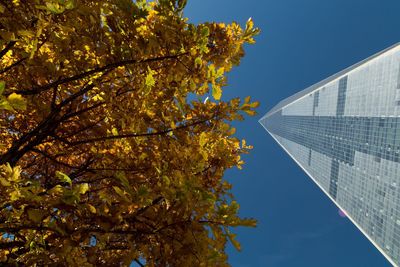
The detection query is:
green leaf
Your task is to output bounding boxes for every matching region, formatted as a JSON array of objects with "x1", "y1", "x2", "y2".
[
  {"x1": 162, "y1": 175, "x2": 170, "y2": 186},
  {"x1": 29, "y1": 241, "x2": 36, "y2": 250},
  {"x1": 48, "y1": 220, "x2": 67, "y2": 236},
  {"x1": 56, "y1": 171, "x2": 71, "y2": 185},
  {"x1": 176, "y1": 97, "x2": 186, "y2": 115},
  {"x1": 177, "y1": 0, "x2": 187, "y2": 11},
  {"x1": 0, "y1": 99, "x2": 12, "y2": 111},
  {"x1": 116, "y1": 171, "x2": 133, "y2": 195},
  {"x1": 113, "y1": 186, "x2": 130, "y2": 202},
  {"x1": 200, "y1": 26, "x2": 210, "y2": 37},
  {"x1": 137, "y1": 185, "x2": 148, "y2": 197},
  {"x1": 62, "y1": 190, "x2": 80, "y2": 204},
  {"x1": 46, "y1": 2, "x2": 65, "y2": 14},
  {"x1": 7, "y1": 93, "x2": 27, "y2": 110},
  {"x1": 194, "y1": 57, "x2": 202, "y2": 67},
  {"x1": 0, "y1": 81, "x2": 5, "y2": 95},
  {"x1": 29, "y1": 39, "x2": 39, "y2": 59},
  {"x1": 65, "y1": 0, "x2": 75, "y2": 10}
]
